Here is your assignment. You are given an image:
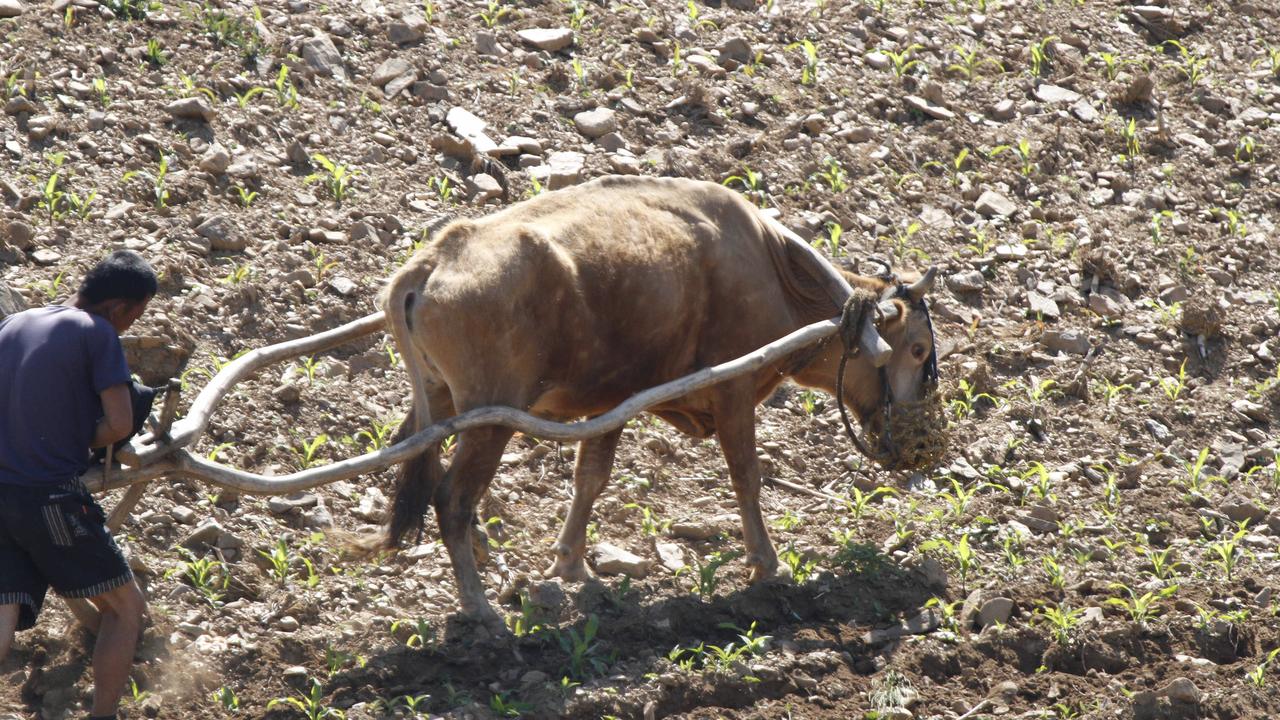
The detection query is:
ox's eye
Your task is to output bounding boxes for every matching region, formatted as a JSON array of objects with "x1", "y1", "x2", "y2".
[{"x1": 911, "y1": 343, "x2": 928, "y2": 361}]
